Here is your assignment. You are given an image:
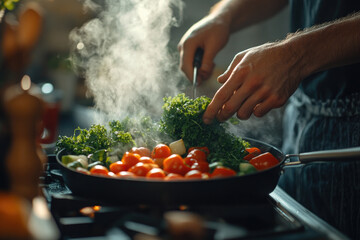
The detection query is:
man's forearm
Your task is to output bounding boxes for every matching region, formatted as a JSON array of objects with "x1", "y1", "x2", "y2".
[
  {"x1": 284, "y1": 12, "x2": 360, "y2": 78},
  {"x1": 208, "y1": 0, "x2": 288, "y2": 33}
]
